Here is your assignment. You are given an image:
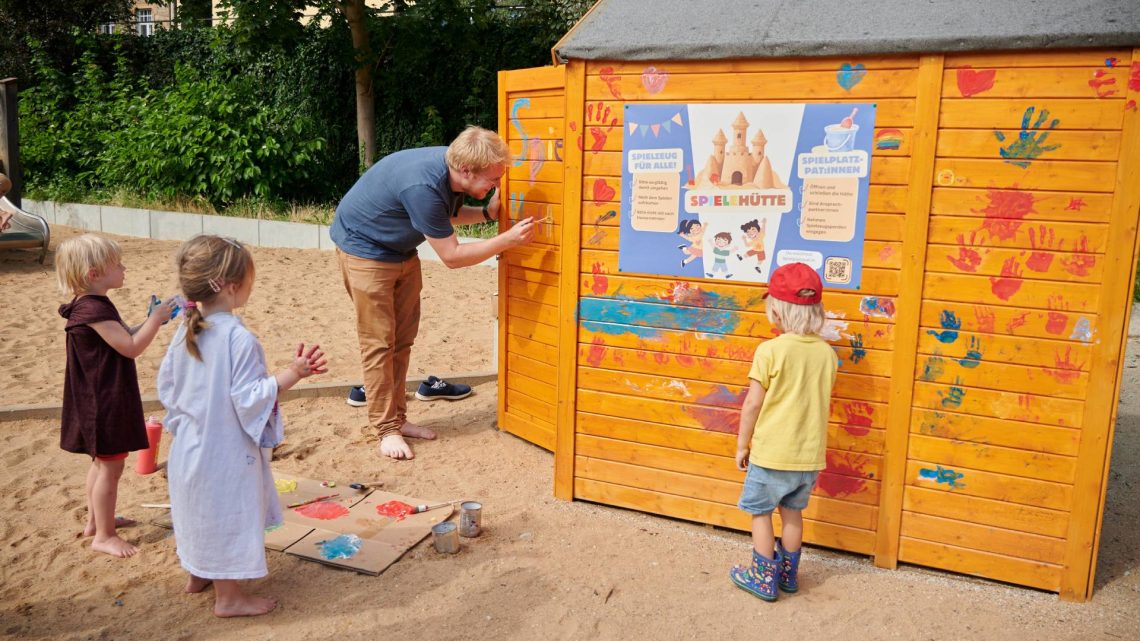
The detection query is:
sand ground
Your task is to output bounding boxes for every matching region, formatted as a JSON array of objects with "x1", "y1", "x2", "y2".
[{"x1": 0, "y1": 228, "x2": 1137, "y2": 641}]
